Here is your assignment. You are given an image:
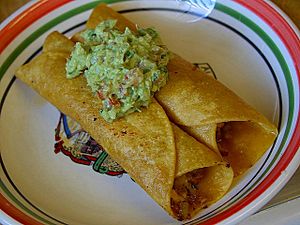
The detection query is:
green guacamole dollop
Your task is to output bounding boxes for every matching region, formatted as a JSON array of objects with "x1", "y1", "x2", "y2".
[{"x1": 66, "y1": 19, "x2": 170, "y2": 122}]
